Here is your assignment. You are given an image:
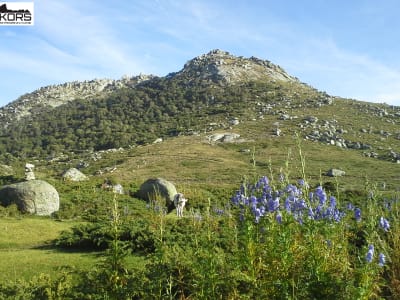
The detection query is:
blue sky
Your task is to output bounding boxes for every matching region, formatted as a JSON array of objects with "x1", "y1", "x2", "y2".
[{"x1": 1, "y1": 0, "x2": 400, "y2": 106}]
